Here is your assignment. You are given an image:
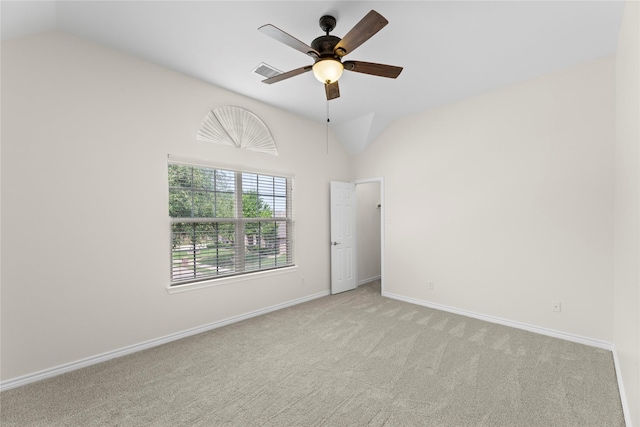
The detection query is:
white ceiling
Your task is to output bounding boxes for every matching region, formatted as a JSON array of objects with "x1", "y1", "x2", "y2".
[{"x1": 1, "y1": 1, "x2": 625, "y2": 153}]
